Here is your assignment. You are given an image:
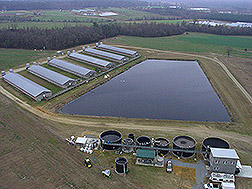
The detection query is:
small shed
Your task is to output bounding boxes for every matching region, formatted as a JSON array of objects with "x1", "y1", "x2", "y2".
[
  {"x1": 136, "y1": 149, "x2": 160, "y2": 166},
  {"x1": 75, "y1": 137, "x2": 87, "y2": 148}
]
